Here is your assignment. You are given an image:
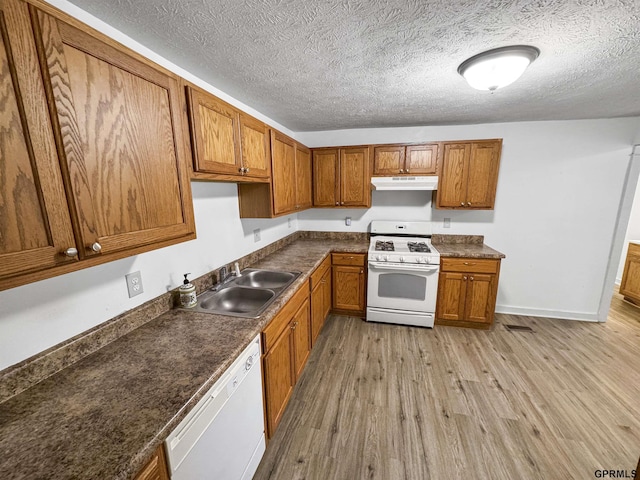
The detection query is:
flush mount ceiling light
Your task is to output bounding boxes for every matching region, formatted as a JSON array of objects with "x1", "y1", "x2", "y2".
[{"x1": 458, "y1": 45, "x2": 540, "y2": 91}]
